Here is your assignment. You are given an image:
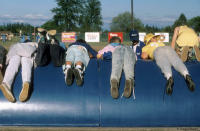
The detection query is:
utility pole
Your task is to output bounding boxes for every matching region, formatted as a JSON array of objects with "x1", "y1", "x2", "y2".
[{"x1": 131, "y1": 0, "x2": 134, "y2": 29}]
